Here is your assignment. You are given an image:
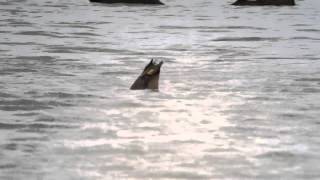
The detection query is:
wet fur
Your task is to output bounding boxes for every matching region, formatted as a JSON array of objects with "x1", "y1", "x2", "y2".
[{"x1": 130, "y1": 60, "x2": 163, "y2": 90}]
